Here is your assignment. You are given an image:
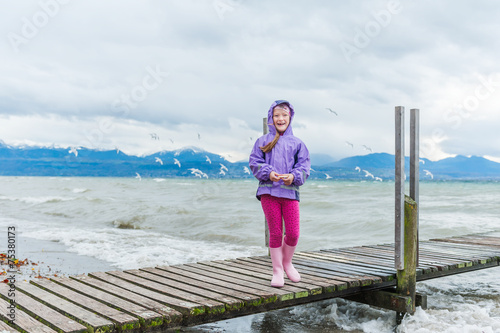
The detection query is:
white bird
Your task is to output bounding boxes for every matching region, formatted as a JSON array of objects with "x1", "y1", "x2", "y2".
[
  {"x1": 150, "y1": 133, "x2": 159, "y2": 140},
  {"x1": 115, "y1": 146, "x2": 120, "y2": 154},
  {"x1": 424, "y1": 169, "x2": 434, "y2": 179},
  {"x1": 69, "y1": 146, "x2": 79, "y2": 157},
  {"x1": 243, "y1": 166, "x2": 251, "y2": 174},
  {"x1": 310, "y1": 167, "x2": 316, "y2": 172},
  {"x1": 419, "y1": 159, "x2": 425, "y2": 164},
  {"x1": 198, "y1": 133, "x2": 201, "y2": 140},
  {"x1": 219, "y1": 169, "x2": 226, "y2": 176},
  {"x1": 155, "y1": 157, "x2": 163, "y2": 165},
  {"x1": 325, "y1": 173, "x2": 332, "y2": 179},
  {"x1": 220, "y1": 163, "x2": 228, "y2": 172},
  {"x1": 375, "y1": 177, "x2": 383, "y2": 182},
  {"x1": 135, "y1": 173, "x2": 142, "y2": 181},
  {"x1": 345, "y1": 141, "x2": 354, "y2": 148},
  {"x1": 362, "y1": 145, "x2": 373, "y2": 152},
  {"x1": 169, "y1": 138, "x2": 174, "y2": 144},
  {"x1": 355, "y1": 166, "x2": 361, "y2": 172},
  {"x1": 205, "y1": 155, "x2": 212, "y2": 164},
  {"x1": 174, "y1": 158, "x2": 181, "y2": 168},
  {"x1": 189, "y1": 168, "x2": 208, "y2": 179},
  {"x1": 363, "y1": 170, "x2": 374, "y2": 179},
  {"x1": 326, "y1": 108, "x2": 338, "y2": 115}
]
